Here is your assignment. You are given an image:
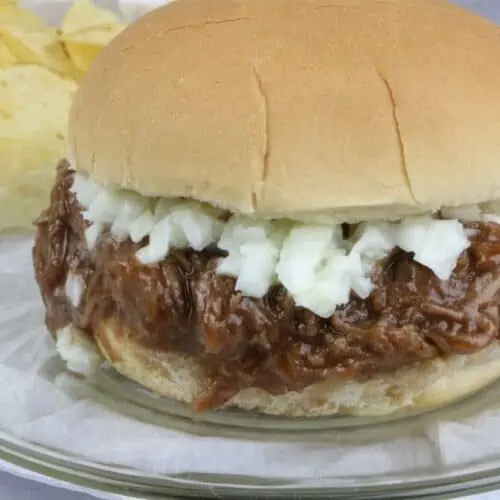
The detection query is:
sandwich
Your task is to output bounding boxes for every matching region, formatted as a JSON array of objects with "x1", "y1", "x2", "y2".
[{"x1": 32, "y1": 0, "x2": 500, "y2": 417}]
